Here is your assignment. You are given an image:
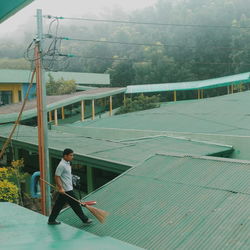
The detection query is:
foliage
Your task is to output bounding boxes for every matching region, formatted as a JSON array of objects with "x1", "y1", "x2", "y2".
[
  {"x1": 1, "y1": 0, "x2": 250, "y2": 97},
  {"x1": 0, "y1": 159, "x2": 24, "y2": 202},
  {"x1": 46, "y1": 74, "x2": 76, "y2": 95},
  {"x1": 0, "y1": 180, "x2": 18, "y2": 202},
  {"x1": 0, "y1": 58, "x2": 30, "y2": 70},
  {"x1": 115, "y1": 94, "x2": 160, "y2": 115}
]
